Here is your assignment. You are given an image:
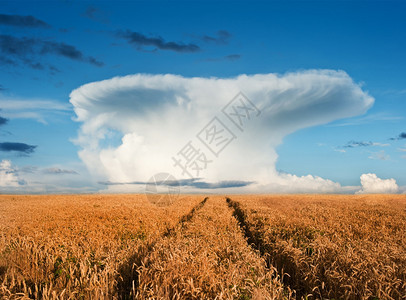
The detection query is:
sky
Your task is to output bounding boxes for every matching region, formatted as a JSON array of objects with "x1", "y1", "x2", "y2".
[{"x1": 0, "y1": 0, "x2": 405, "y2": 194}]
